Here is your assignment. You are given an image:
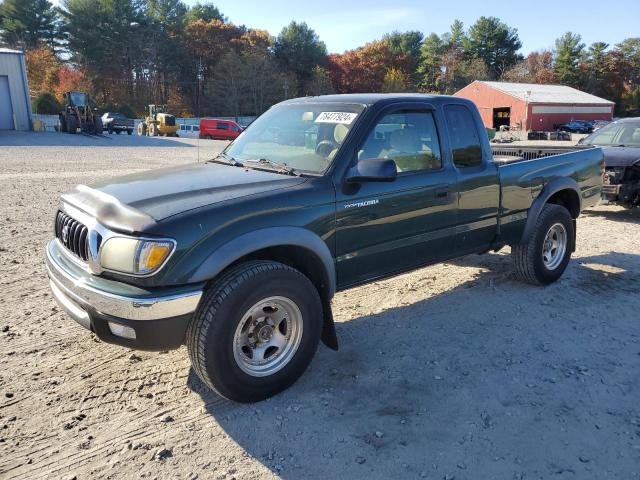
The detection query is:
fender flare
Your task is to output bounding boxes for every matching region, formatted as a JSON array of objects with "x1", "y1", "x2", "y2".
[
  {"x1": 521, "y1": 177, "x2": 581, "y2": 246},
  {"x1": 189, "y1": 227, "x2": 338, "y2": 349},
  {"x1": 189, "y1": 226, "x2": 336, "y2": 298}
]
